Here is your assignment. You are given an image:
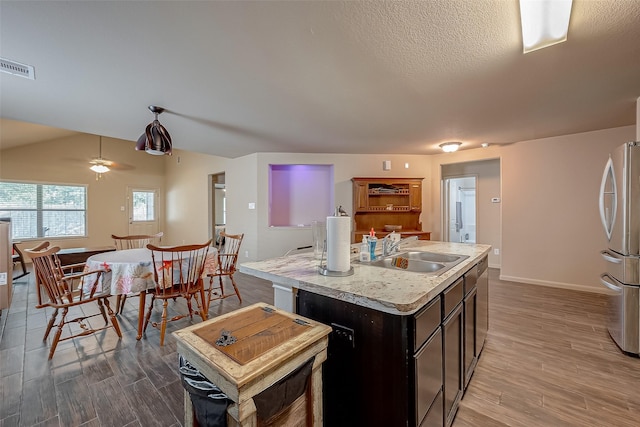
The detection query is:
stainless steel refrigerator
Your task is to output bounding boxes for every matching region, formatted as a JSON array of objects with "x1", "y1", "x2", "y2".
[{"x1": 599, "y1": 141, "x2": 640, "y2": 355}]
